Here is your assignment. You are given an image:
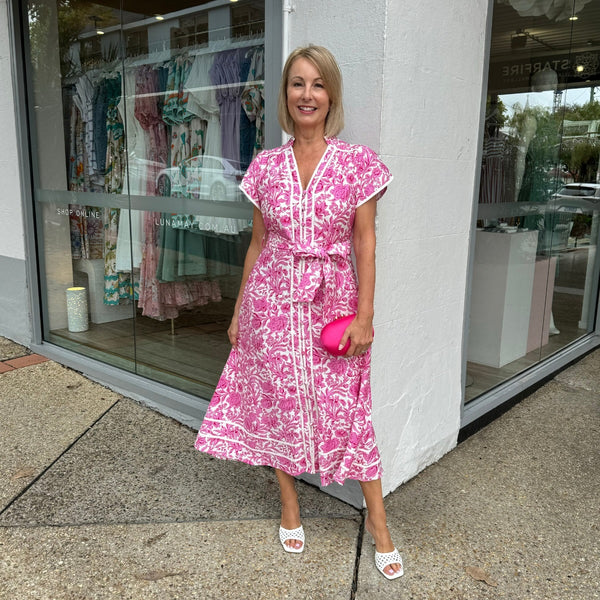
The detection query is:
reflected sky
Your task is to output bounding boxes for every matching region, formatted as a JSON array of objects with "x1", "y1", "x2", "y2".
[{"x1": 502, "y1": 86, "x2": 599, "y2": 118}]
